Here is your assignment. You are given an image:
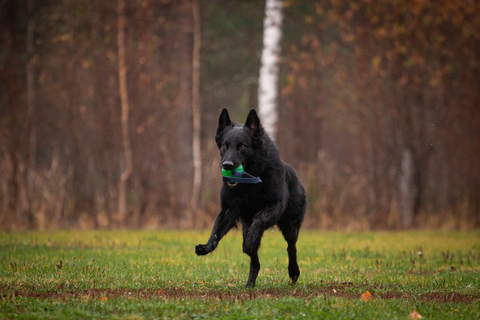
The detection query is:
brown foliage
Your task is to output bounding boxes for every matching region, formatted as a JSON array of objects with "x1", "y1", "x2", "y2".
[
  {"x1": 280, "y1": 0, "x2": 480, "y2": 229},
  {"x1": 0, "y1": 0, "x2": 479, "y2": 229}
]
